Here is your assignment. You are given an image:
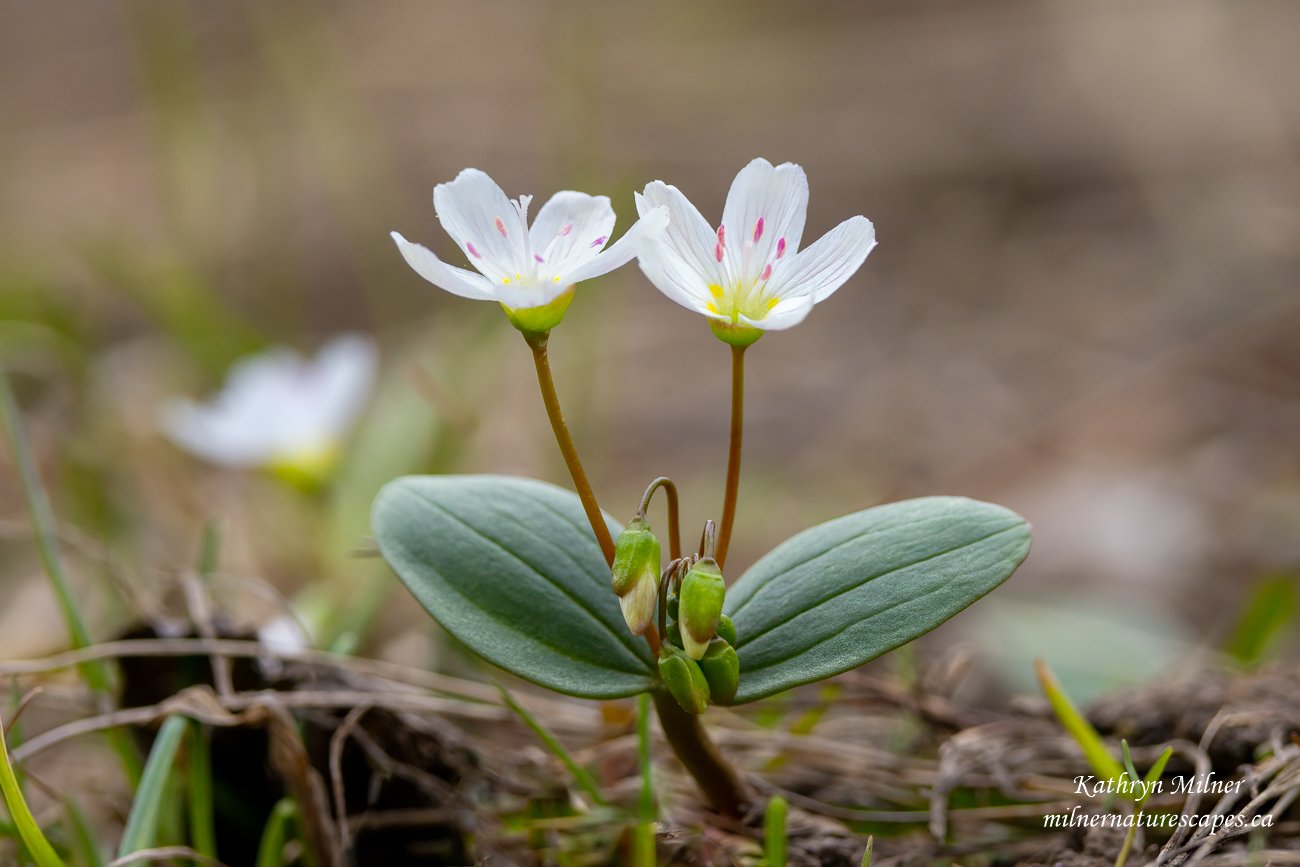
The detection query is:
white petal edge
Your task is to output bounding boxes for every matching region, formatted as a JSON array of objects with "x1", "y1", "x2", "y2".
[
  {"x1": 562, "y1": 205, "x2": 669, "y2": 285},
  {"x1": 636, "y1": 253, "x2": 715, "y2": 315},
  {"x1": 721, "y1": 158, "x2": 809, "y2": 278},
  {"x1": 767, "y1": 215, "x2": 877, "y2": 304},
  {"x1": 637, "y1": 181, "x2": 725, "y2": 288},
  {"x1": 739, "y1": 295, "x2": 815, "y2": 331},
  {"x1": 159, "y1": 399, "x2": 273, "y2": 466},
  {"x1": 309, "y1": 334, "x2": 378, "y2": 437},
  {"x1": 391, "y1": 232, "x2": 497, "y2": 300},
  {"x1": 432, "y1": 168, "x2": 528, "y2": 278},
  {"x1": 530, "y1": 191, "x2": 616, "y2": 278}
]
